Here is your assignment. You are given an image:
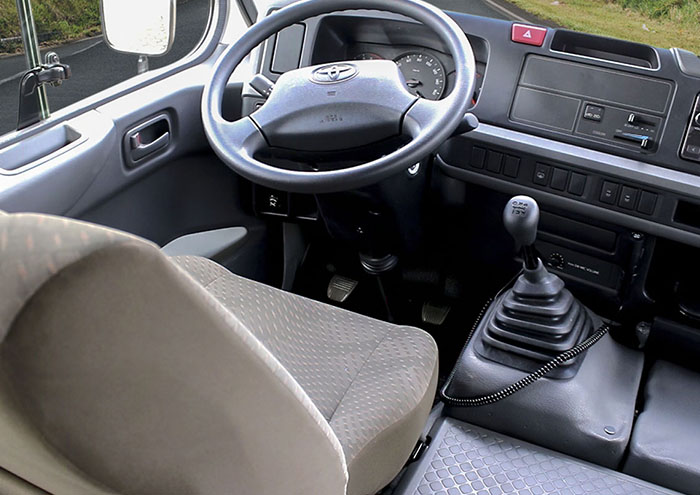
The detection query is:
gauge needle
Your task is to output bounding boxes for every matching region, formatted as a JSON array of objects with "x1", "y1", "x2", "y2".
[
  {"x1": 416, "y1": 90, "x2": 425, "y2": 98},
  {"x1": 405, "y1": 78, "x2": 422, "y2": 88}
]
